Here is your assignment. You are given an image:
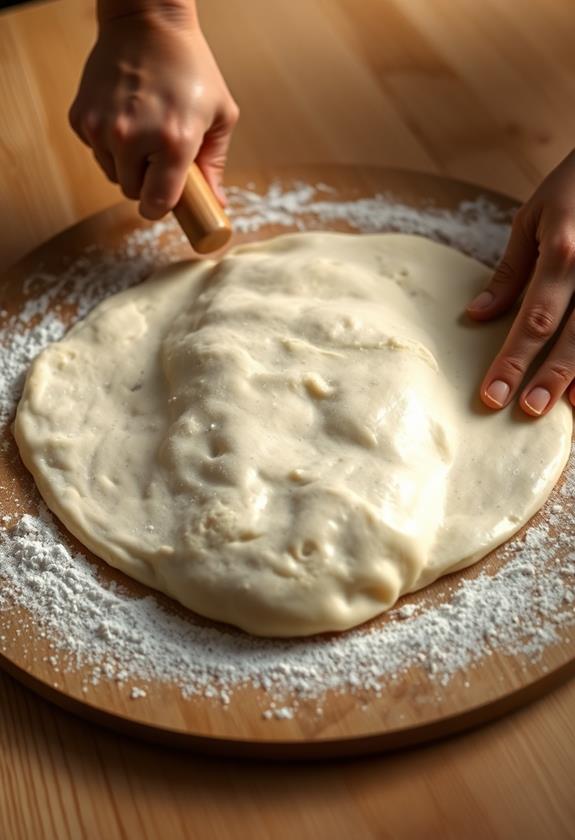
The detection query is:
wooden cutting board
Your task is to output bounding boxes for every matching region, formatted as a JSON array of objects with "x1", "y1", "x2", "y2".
[{"x1": 0, "y1": 165, "x2": 573, "y2": 758}]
